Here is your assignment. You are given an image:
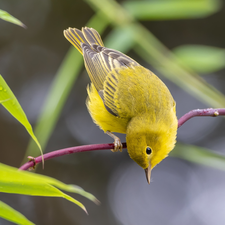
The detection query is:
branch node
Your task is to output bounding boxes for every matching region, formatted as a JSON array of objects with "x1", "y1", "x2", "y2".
[
  {"x1": 27, "y1": 156, "x2": 37, "y2": 170},
  {"x1": 213, "y1": 111, "x2": 219, "y2": 117}
]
